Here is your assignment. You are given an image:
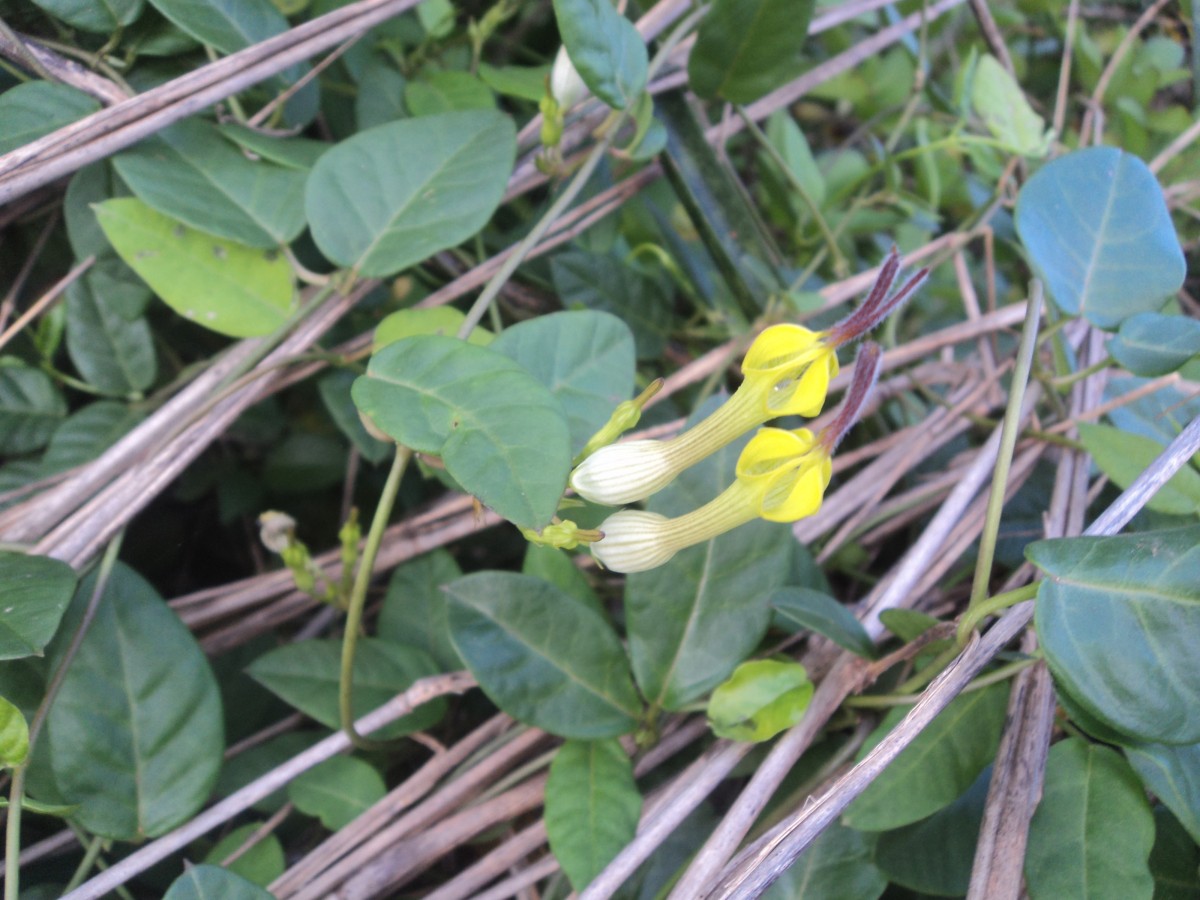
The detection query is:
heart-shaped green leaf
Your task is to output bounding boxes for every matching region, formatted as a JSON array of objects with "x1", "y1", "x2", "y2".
[
  {"x1": 352, "y1": 336, "x2": 571, "y2": 529},
  {"x1": 306, "y1": 110, "x2": 515, "y2": 277},
  {"x1": 1015, "y1": 147, "x2": 1185, "y2": 328},
  {"x1": 1029, "y1": 527, "x2": 1200, "y2": 744}
]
